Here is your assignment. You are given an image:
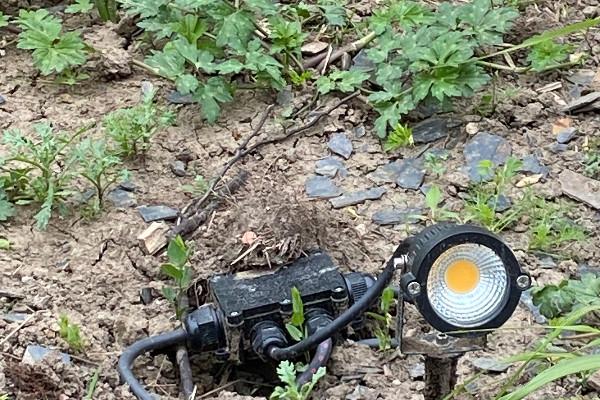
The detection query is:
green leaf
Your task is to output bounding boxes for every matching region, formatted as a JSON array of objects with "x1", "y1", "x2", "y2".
[
  {"x1": 319, "y1": 0, "x2": 347, "y2": 27},
  {"x1": 66, "y1": 0, "x2": 94, "y2": 14},
  {"x1": 118, "y1": 0, "x2": 169, "y2": 18},
  {"x1": 172, "y1": 38, "x2": 216, "y2": 72},
  {"x1": 285, "y1": 323, "x2": 304, "y2": 341},
  {"x1": 532, "y1": 282, "x2": 576, "y2": 319},
  {"x1": 527, "y1": 40, "x2": 572, "y2": 71},
  {"x1": 290, "y1": 286, "x2": 304, "y2": 326},
  {"x1": 0, "y1": 239, "x2": 9, "y2": 250},
  {"x1": 193, "y1": 77, "x2": 233, "y2": 123},
  {"x1": 244, "y1": 0, "x2": 278, "y2": 16},
  {"x1": 167, "y1": 235, "x2": 188, "y2": 266},
  {"x1": 161, "y1": 263, "x2": 184, "y2": 281},
  {"x1": 275, "y1": 360, "x2": 298, "y2": 387},
  {"x1": 175, "y1": 74, "x2": 200, "y2": 95},
  {"x1": 425, "y1": 185, "x2": 443, "y2": 210},
  {"x1": 0, "y1": 12, "x2": 8, "y2": 28},
  {"x1": 216, "y1": 11, "x2": 255, "y2": 51},
  {"x1": 161, "y1": 286, "x2": 177, "y2": 302},
  {"x1": 172, "y1": 14, "x2": 207, "y2": 44},
  {"x1": 315, "y1": 76, "x2": 334, "y2": 95},
  {"x1": 0, "y1": 190, "x2": 15, "y2": 221},
  {"x1": 500, "y1": 355, "x2": 600, "y2": 400},
  {"x1": 216, "y1": 59, "x2": 244, "y2": 74},
  {"x1": 146, "y1": 48, "x2": 186, "y2": 79}
]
